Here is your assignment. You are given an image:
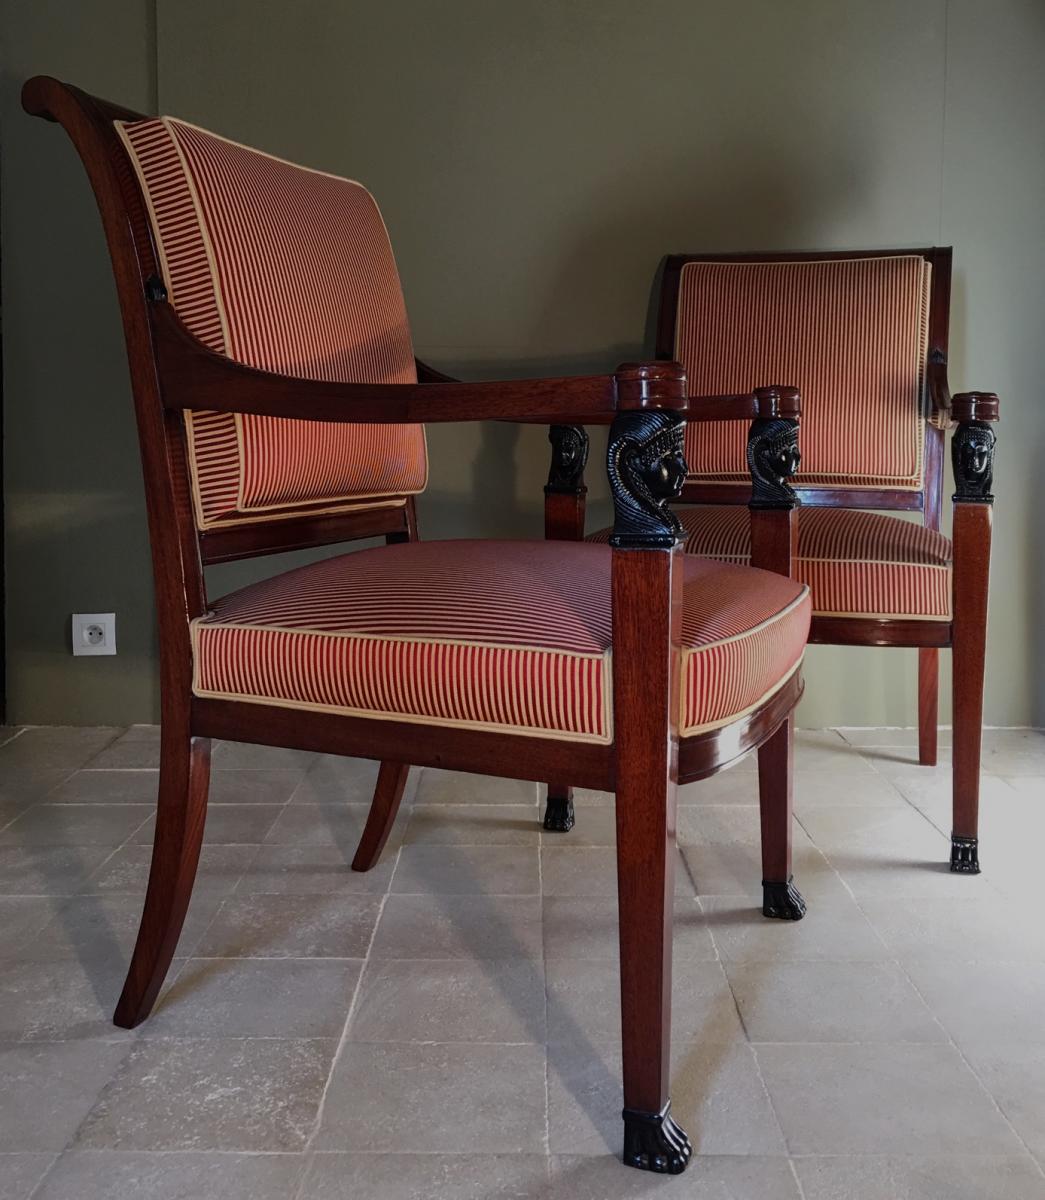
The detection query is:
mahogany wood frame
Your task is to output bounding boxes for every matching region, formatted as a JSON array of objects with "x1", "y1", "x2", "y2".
[
  {"x1": 23, "y1": 76, "x2": 808, "y2": 1174},
  {"x1": 652, "y1": 249, "x2": 1000, "y2": 872}
]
